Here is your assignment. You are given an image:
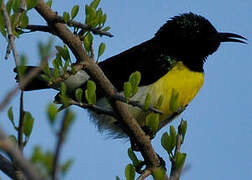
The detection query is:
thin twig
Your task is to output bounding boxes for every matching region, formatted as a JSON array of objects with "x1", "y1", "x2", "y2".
[
  {"x1": 51, "y1": 110, "x2": 70, "y2": 180},
  {"x1": 69, "y1": 99, "x2": 119, "y2": 119},
  {"x1": 56, "y1": 16, "x2": 113, "y2": 37},
  {"x1": 0, "y1": 127, "x2": 43, "y2": 180},
  {"x1": 17, "y1": 91, "x2": 24, "y2": 153},
  {"x1": 1, "y1": 1, "x2": 19, "y2": 65},
  {"x1": 114, "y1": 94, "x2": 163, "y2": 114},
  {"x1": 0, "y1": 56, "x2": 49, "y2": 112},
  {"x1": 19, "y1": 24, "x2": 53, "y2": 33},
  {"x1": 137, "y1": 169, "x2": 152, "y2": 180}
]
